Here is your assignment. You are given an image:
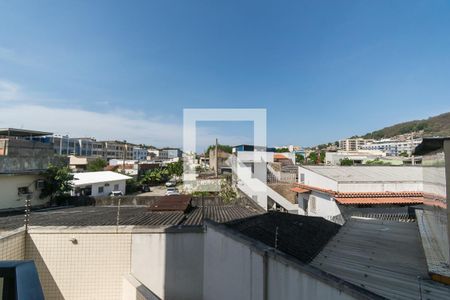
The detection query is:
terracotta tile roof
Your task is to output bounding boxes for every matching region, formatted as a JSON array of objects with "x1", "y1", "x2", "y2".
[
  {"x1": 335, "y1": 191, "x2": 423, "y2": 198},
  {"x1": 295, "y1": 183, "x2": 335, "y2": 195},
  {"x1": 273, "y1": 153, "x2": 289, "y2": 160},
  {"x1": 335, "y1": 197, "x2": 423, "y2": 205},
  {"x1": 295, "y1": 184, "x2": 426, "y2": 205},
  {"x1": 148, "y1": 195, "x2": 192, "y2": 212},
  {"x1": 290, "y1": 187, "x2": 311, "y2": 193}
]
